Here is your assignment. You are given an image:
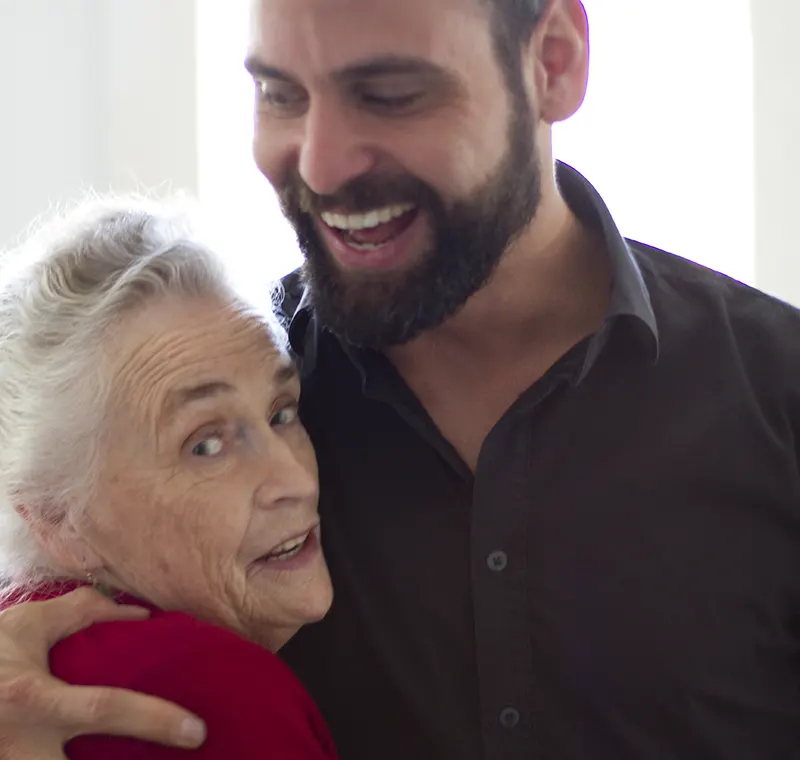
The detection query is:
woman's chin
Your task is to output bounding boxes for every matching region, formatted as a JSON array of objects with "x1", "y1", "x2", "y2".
[
  {"x1": 305, "y1": 582, "x2": 334, "y2": 623},
  {"x1": 248, "y1": 584, "x2": 334, "y2": 651},
  {"x1": 246, "y1": 568, "x2": 334, "y2": 634},
  {"x1": 287, "y1": 575, "x2": 335, "y2": 626}
]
